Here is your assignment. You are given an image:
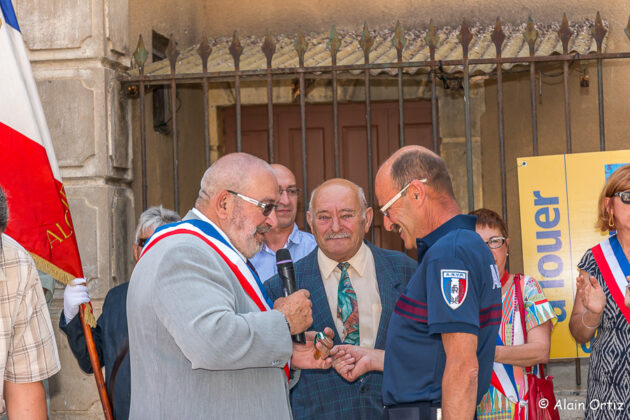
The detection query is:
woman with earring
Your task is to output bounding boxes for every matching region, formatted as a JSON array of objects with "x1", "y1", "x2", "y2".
[
  {"x1": 470, "y1": 208, "x2": 556, "y2": 419},
  {"x1": 569, "y1": 164, "x2": 630, "y2": 420}
]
